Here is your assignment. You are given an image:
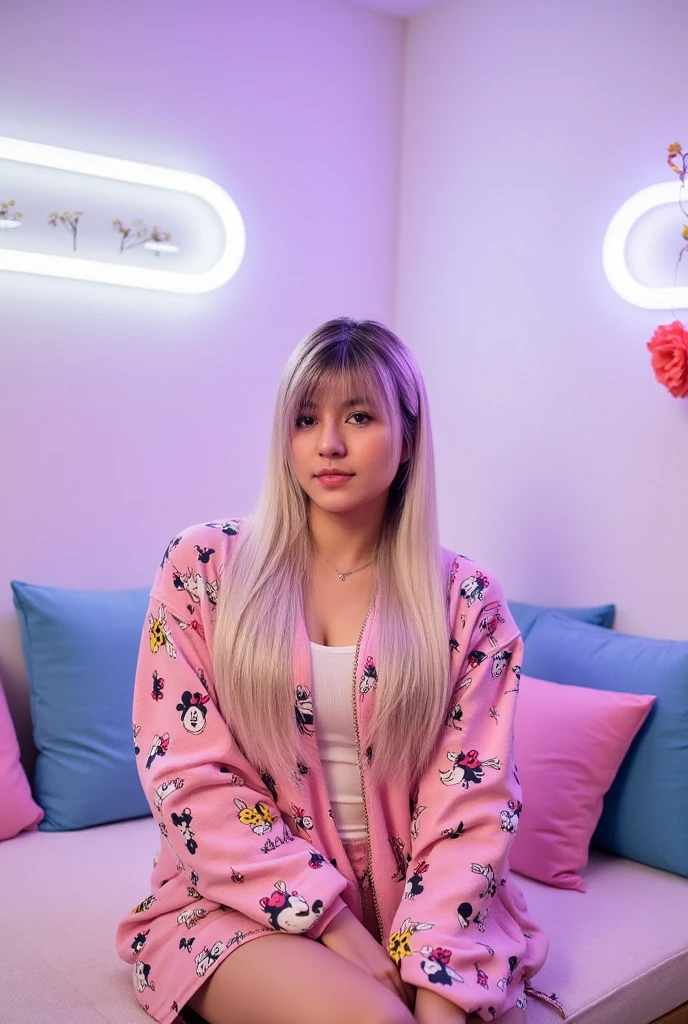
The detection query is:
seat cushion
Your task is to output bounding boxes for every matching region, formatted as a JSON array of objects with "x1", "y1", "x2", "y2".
[
  {"x1": 515, "y1": 853, "x2": 688, "y2": 1024},
  {"x1": 0, "y1": 817, "x2": 686, "y2": 1024}
]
